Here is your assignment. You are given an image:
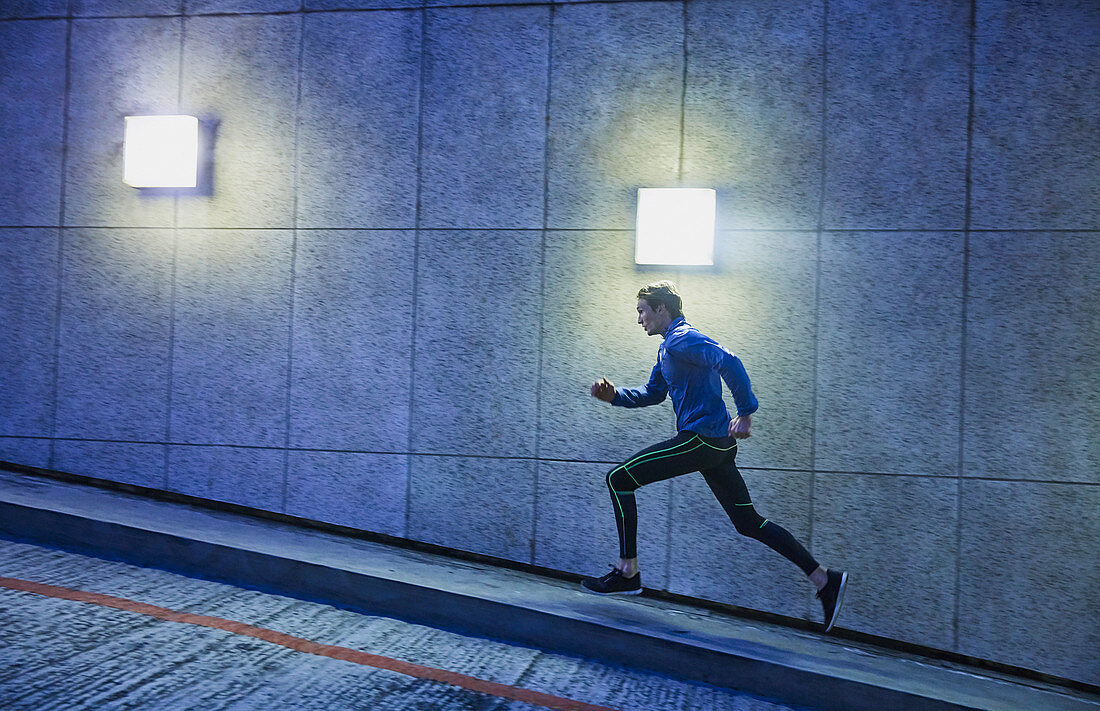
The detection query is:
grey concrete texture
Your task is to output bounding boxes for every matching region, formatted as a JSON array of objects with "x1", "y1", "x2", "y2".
[
  {"x1": 64, "y1": 17, "x2": 182, "y2": 228},
  {"x1": 812, "y1": 473, "x2": 959, "y2": 651},
  {"x1": 296, "y1": 11, "x2": 421, "y2": 229},
  {"x1": 169, "y1": 230, "x2": 292, "y2": 447},
  {"x1": 72, "y1": 1, "x2": 184, "y2": 16},
  {"x1": 0, "y1": 229, "x2": 59, "y2": 438},
  {"x1": 410, "y1": 229, "x2": 542, "y2": 458},
  {"x1": 956, "y1": 480, "x2": 1100, "y2": 685},
  {"x1": 289, "y1": 230, "x2": 415, "y2": 452},
  {"x1": 816, "y1": 231, "x2": 964, "y2": 476},
  {"x1": 538, "y1": 229, "x2": 677, "y2": 463},
  {"x1": 186, "y1": 0, "x2": 300, "y2": 14},
  {"x1": 0, "y1": 439, "x2": 51, "y2": 469},
  {"x1": 285, "y1": 450, "x2": 408, "y2": 537},
  {"x1": 0, "y1": 21, "x2": 66, "y2": 226},
  {"x1": 306, "y1": 0, "x2": 421, "y2": 11},
  {"x1": 683, "y1": 0, "x2": 824, "y2": 231},
  {"x1": 668, "y1": 468, "x2": 816, "y2": 623},
  {"x1": 408, "y1": 454, "x2": 536, "y2": 563},
  {"x1": 166, "y1": 444, "x2": 285, "y2": 511},
  {"x1": 547, "y1": 1, "x2": 684, "y2": 230},
  {"x1": 54, "y1": 229, "x2": 175, "y2": 441},
  {"x1": 970, "y1": 0, "x2": 1100, "y2": 230},
  {"x1": 419, "y1": 5, "x2": 550, "y2": 229},
  {"x1": 0, "y1": 0, "x2": 67, "y2": 19},
  {"x1": 52, "y1": 439, "x2": 167, "y2": 489},
  {"x1": 963, "y1": 232, "x2": 1099, "y2": 483},
  {"x1": 675, "y1": 231, "x2": 818, "y2": 471},
  {"x1": 178, "y1": 14, "x2": 300, "y2": 229},
  {"x1": 823, "y1": 0, "x2": 970, "y2": 229},
  {"x1": 534, "y1": 459, "x2": 672, "y2": 592},
  {"x1": 0, "y1": 539, "x2": 812, "y2": 711}
]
